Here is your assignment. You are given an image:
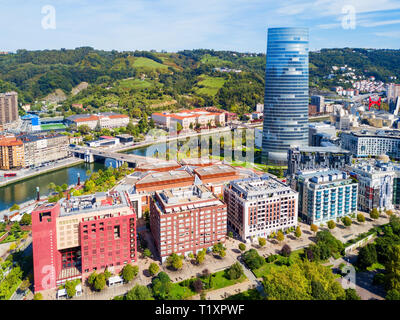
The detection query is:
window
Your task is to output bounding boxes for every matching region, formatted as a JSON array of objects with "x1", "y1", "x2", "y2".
[{"x1": 114, "y1": 225, "x2": 120, "y2": 239}]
